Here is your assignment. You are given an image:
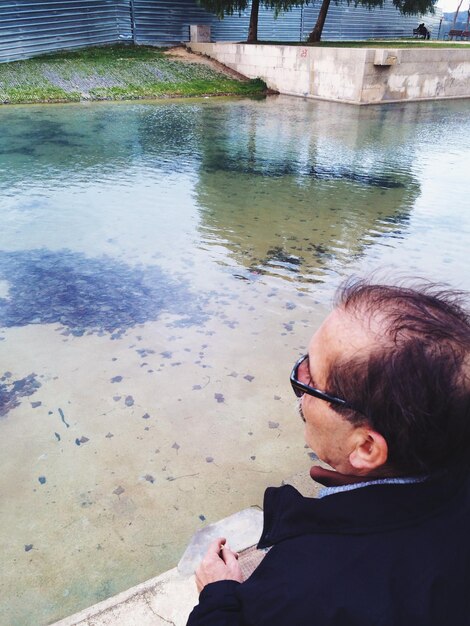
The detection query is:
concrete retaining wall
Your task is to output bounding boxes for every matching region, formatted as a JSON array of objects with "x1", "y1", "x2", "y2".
[{"x1": 188, "y1": 42, "x2": 470, "y2": 104}]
